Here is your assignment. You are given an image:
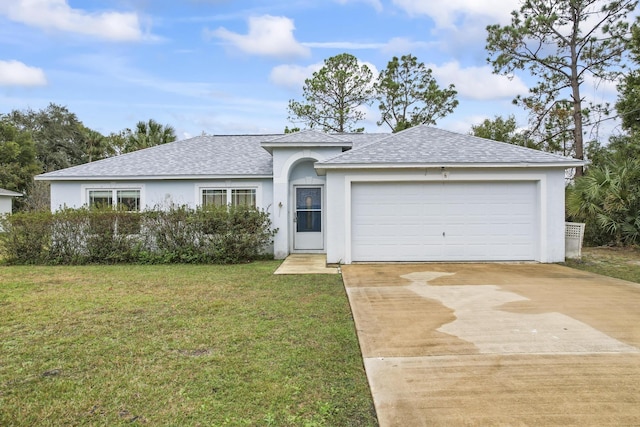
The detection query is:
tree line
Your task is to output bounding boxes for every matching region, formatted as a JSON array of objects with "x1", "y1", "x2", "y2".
[{"x1": 0, "y1": 104, "x2": 176, "y2": 210}]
